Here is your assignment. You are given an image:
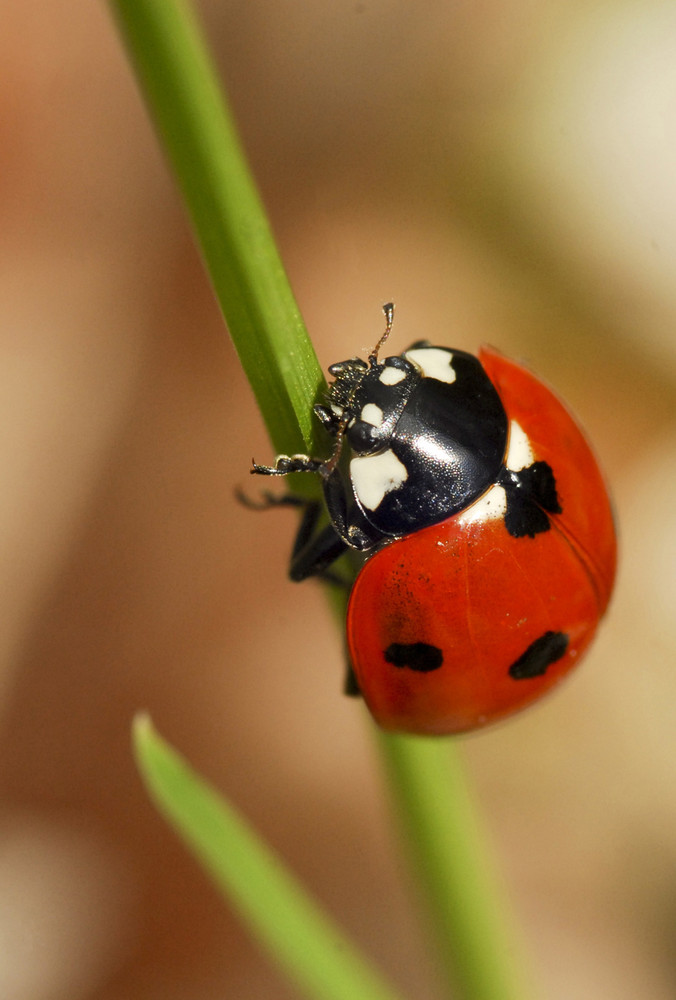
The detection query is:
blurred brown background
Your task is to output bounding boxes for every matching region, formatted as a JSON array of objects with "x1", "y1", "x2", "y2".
[{"x1": 2, "y1": 2, "x2": 676, "y2": 998}]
